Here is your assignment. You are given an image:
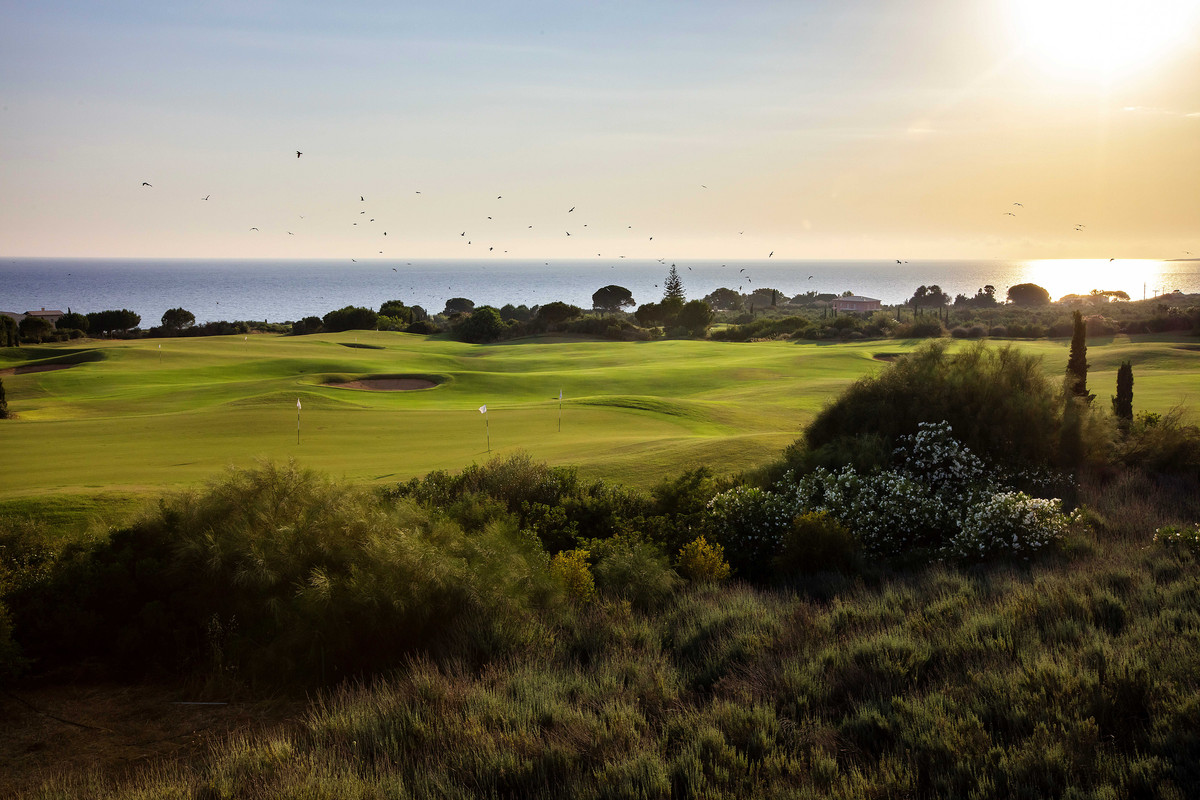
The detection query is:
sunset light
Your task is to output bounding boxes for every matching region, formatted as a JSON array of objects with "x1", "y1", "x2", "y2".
[{"x1": 1012, "y1": 0, "x2": 1200, "y2": 79}]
